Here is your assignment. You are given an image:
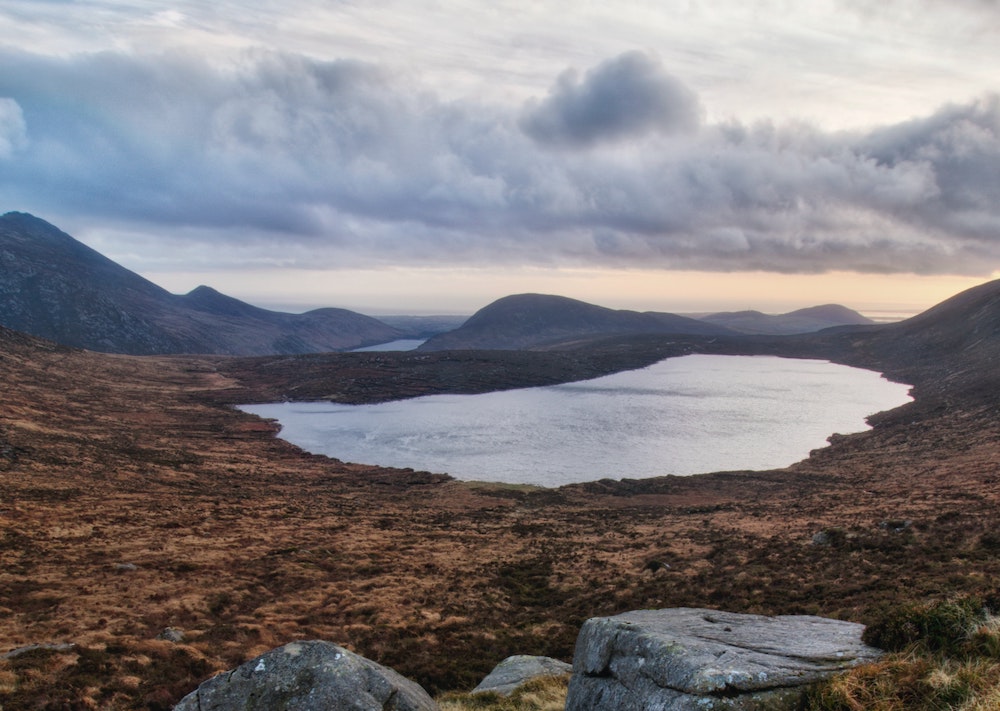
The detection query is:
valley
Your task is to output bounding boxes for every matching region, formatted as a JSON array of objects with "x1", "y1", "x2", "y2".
[{"x1": 2, "y1": 279, "x2": 999, "y2": 707}]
